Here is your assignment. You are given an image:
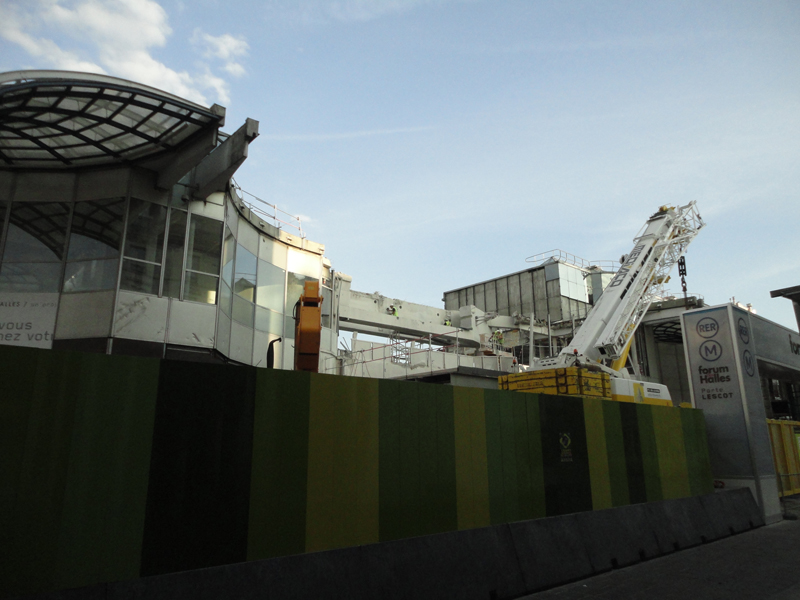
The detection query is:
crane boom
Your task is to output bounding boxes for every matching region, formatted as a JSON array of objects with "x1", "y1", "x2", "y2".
[{"x1": 537, "y1": 201, "x2": 705, "y2": 371}]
